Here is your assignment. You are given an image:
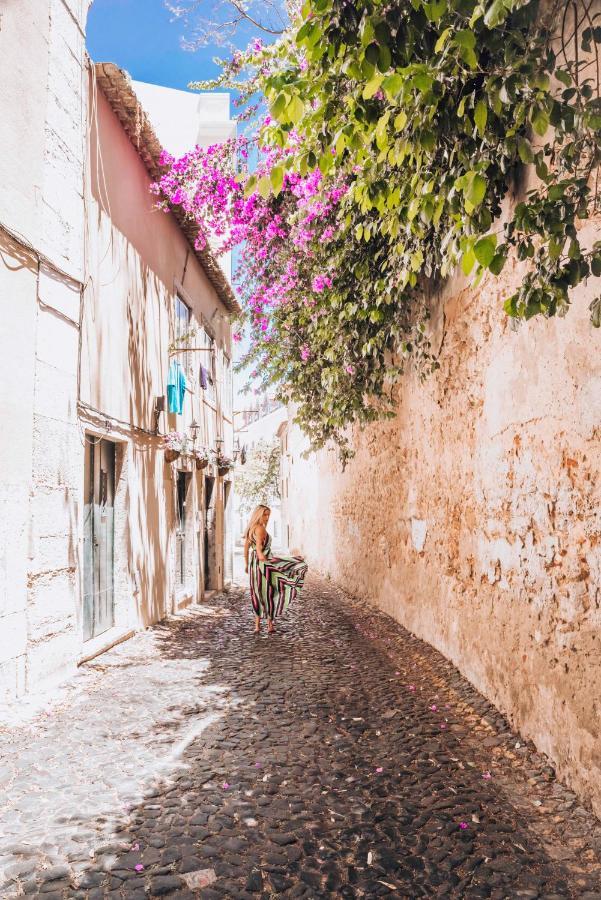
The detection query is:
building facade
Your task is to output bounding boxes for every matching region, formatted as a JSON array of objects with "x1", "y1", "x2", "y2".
[{"x1": 0, "y1": 0, "x2": 238, "y2": 702}]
